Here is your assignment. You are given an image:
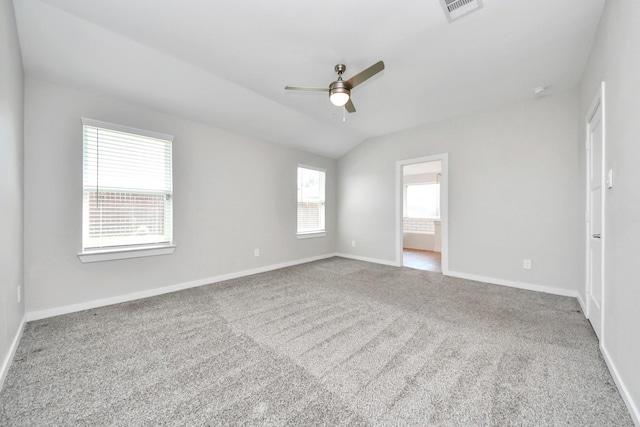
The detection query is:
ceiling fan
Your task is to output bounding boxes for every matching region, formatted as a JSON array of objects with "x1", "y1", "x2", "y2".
[{"x1": 285, "y1": 61, "x2": 385, "y2": 113}]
